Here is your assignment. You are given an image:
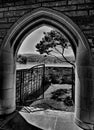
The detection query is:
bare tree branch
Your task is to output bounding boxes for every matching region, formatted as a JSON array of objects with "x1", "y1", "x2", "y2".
[{"x1": 54, "y1": 47, "x2": 74, "y2": 66}]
